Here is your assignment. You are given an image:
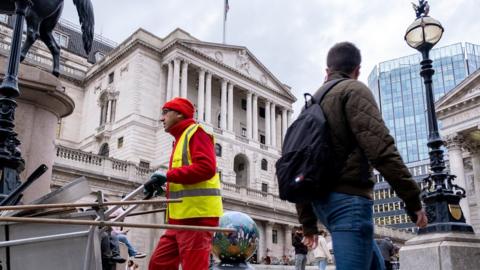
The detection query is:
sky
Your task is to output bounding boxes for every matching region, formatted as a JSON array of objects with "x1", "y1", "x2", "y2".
[{"x1": 62, "y1": 0, "x2": 480, "y2": 115}]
